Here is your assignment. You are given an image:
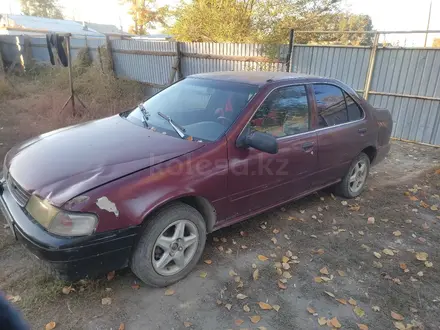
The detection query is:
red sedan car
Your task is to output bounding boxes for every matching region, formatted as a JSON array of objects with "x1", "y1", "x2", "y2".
[{"x1": 0, "y1": 72, "x2": 392, "y2": 287}]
